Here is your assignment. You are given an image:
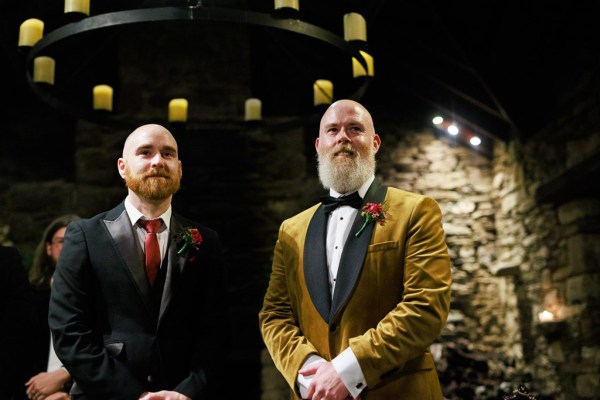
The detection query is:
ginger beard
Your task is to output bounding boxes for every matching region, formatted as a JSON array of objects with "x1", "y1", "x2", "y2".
[
  {"x1": 317, "y1": 141, "x2": 376, "y2": 194},
  {"x1": 123, "y1": 164, "x2": 182, "y2": 200}
]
